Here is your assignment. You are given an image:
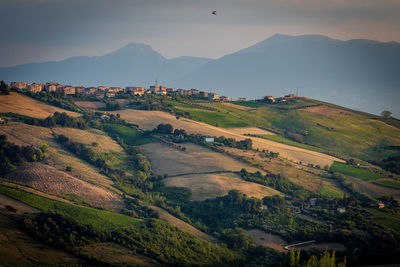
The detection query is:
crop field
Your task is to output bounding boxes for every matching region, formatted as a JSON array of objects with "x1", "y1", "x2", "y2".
[
  {"x1": 0, "y1": 122, "x2": 118, "y2": 192},
  {"x1": 0, "y1": 185, "x2": 140, "y2": 231},
  {"x1": 256, "y1": 134, "x2": 326, "y2": 153},
  {"x1": 4, "y1": 163, "x2": 124, "y2": 210},
  {"x1": 140, "y1": 142, "x2": 262, "y2": 176},
  {"x1": 223, "y1": 147, "x2": 343, "y2": 194},
  {"x1": 246, "y1": 229, "x2": 287, "y2": 253},
  {"x1": 164, "y1": 173, "x2": 280, "y2": 201},
  {"x1": 346, "y1": 176, "x2": 400, "y2": 201},
  {"x1": 318, "y1": 185, "x2": 344, "y2": 198},
  {"x1": 168, "y1": 99, "x2": 400, "y2": 161},
  {"x1": 373, "y1": 179, "x2": 400, "y2": 190},
  {"x1": 0, "y1": 92, "x2": 80, "y2": 118},
  {"x1": 300, "y1": 105, "x2": 353, "y2": 116},
  {"x1": 74, "y1": 101, "x2": 106, "y2": 109},
  {"x1": 330, "y1": 162, "x2": 383, "y2": 181},
  {"x1": 222, "y1": 102, "x2": 257, "y2": 111},
  {"x1": 103, "y1": 123, "x2": 152, "y2": 146},
  {"x1": 53, "y1": 127, "x2": 124, "y2": 153},
  {"x1": 115, "y1": 109, "x2": 342, "y2": 166}
]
